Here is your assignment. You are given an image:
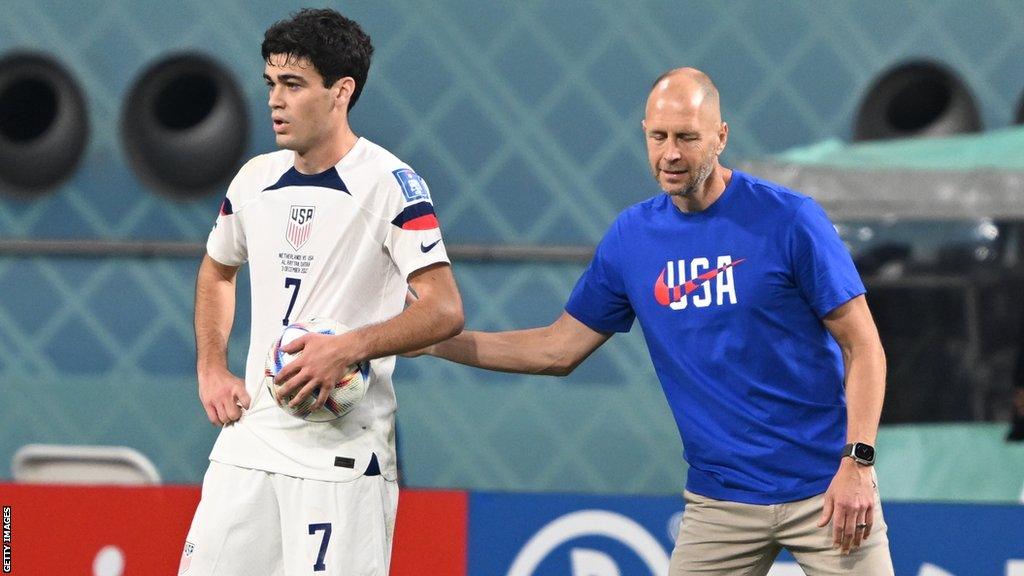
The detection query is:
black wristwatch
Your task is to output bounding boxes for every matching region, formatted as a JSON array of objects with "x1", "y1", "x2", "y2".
[{"x1": 841, "y1": 442, "x2": 875, "y2": 466}]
